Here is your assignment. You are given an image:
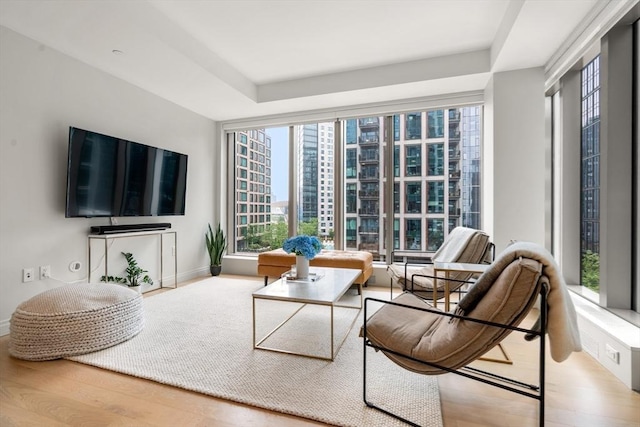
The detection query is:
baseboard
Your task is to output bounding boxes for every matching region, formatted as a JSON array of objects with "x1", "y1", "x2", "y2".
[
  {"x1": 571, "y1": 293, "x2": 640, "y2": 390},
  {"x1": 0, "y1": 319, "x2": 9, "y2": 337},
  {"x1": 0, "y1": 268, "x2": 211, "y2": 338},
  {"x1": 175, "y1": 268, "x2": 210, "y2": 284}
]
